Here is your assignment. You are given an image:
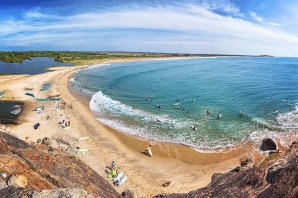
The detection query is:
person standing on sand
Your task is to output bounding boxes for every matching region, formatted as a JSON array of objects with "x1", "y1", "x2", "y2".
[{"x1": 145, "y1": 145, "x2": 153, "y2": 157}]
